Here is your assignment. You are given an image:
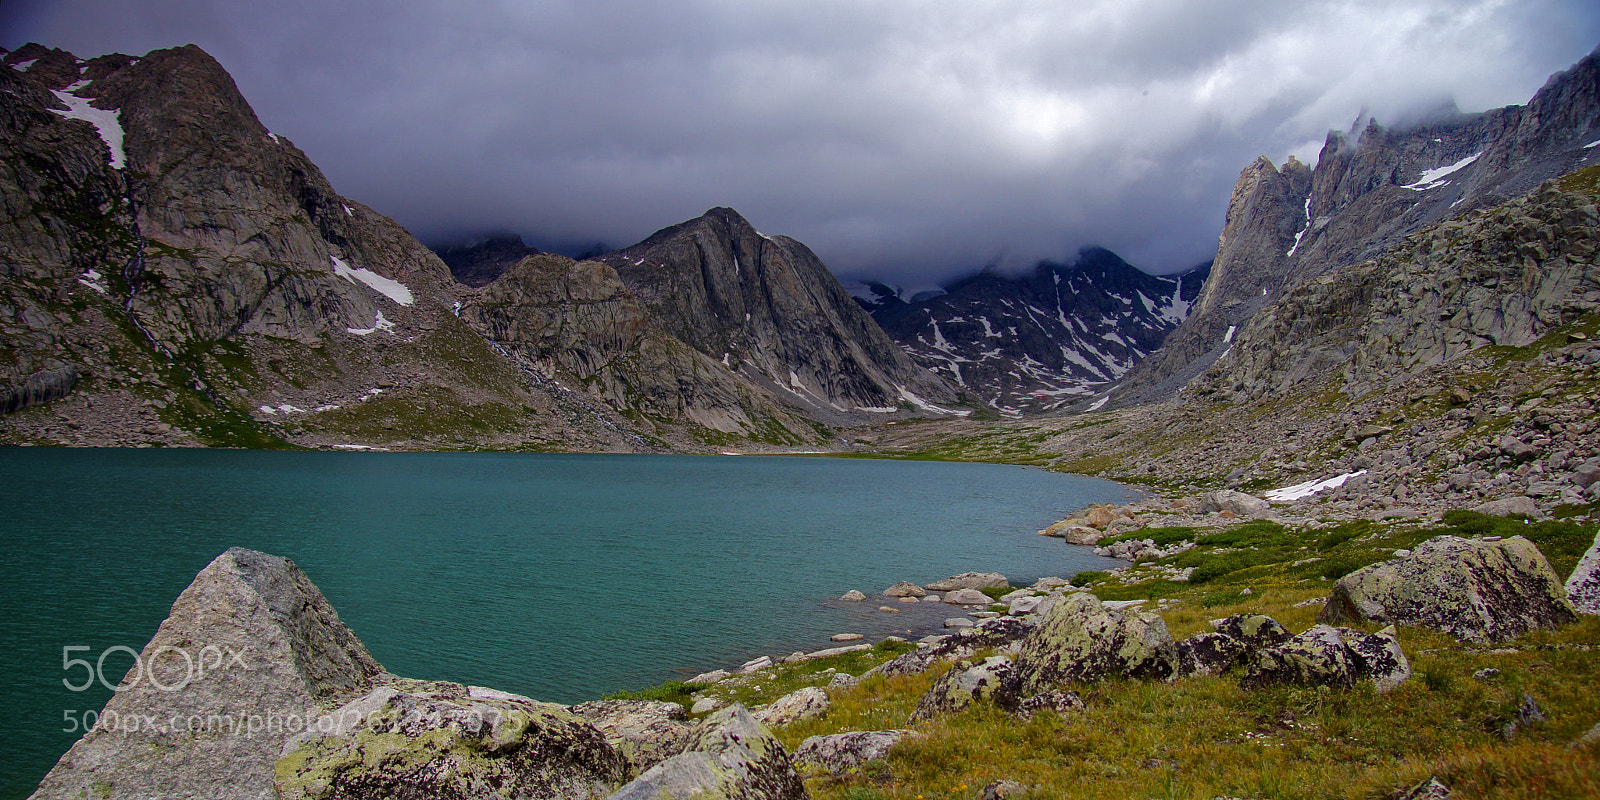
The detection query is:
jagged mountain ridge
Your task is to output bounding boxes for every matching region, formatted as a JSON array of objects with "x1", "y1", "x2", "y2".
[
  {"x1": 434, "y1": 235, "x2": 542, "y2": 288},
  {"x1": 595, "y1": 208, "x2": 970, "y2": 421},
  {"x1": 855, "y1": 248, "x2": 1208, "y2": 415},
  {"x1": 0, "y1": 43, "x2": 962, "y2": 450},
  {"x1": 1117, "y1": 46, "x2": 1600, "y2": 406}
]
